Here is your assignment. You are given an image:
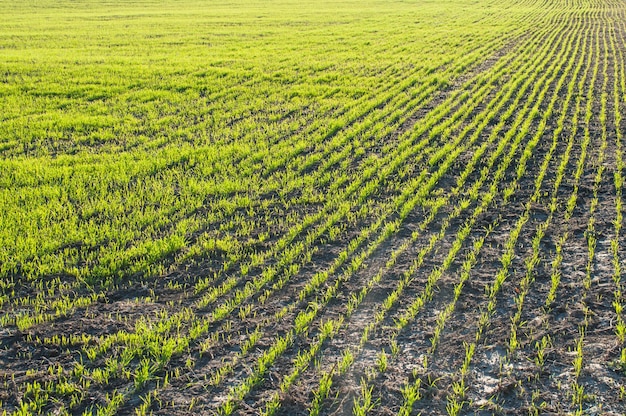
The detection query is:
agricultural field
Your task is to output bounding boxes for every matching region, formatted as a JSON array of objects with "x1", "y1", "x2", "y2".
[{"x1": 1, "y1": 0, "x2": 626, "y2": 414}]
